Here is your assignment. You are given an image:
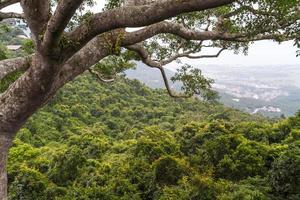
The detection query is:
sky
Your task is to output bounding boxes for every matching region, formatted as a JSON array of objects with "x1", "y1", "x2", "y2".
[{"x1": 2, "y1": 2, "x2": 299, "y2": 66}]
